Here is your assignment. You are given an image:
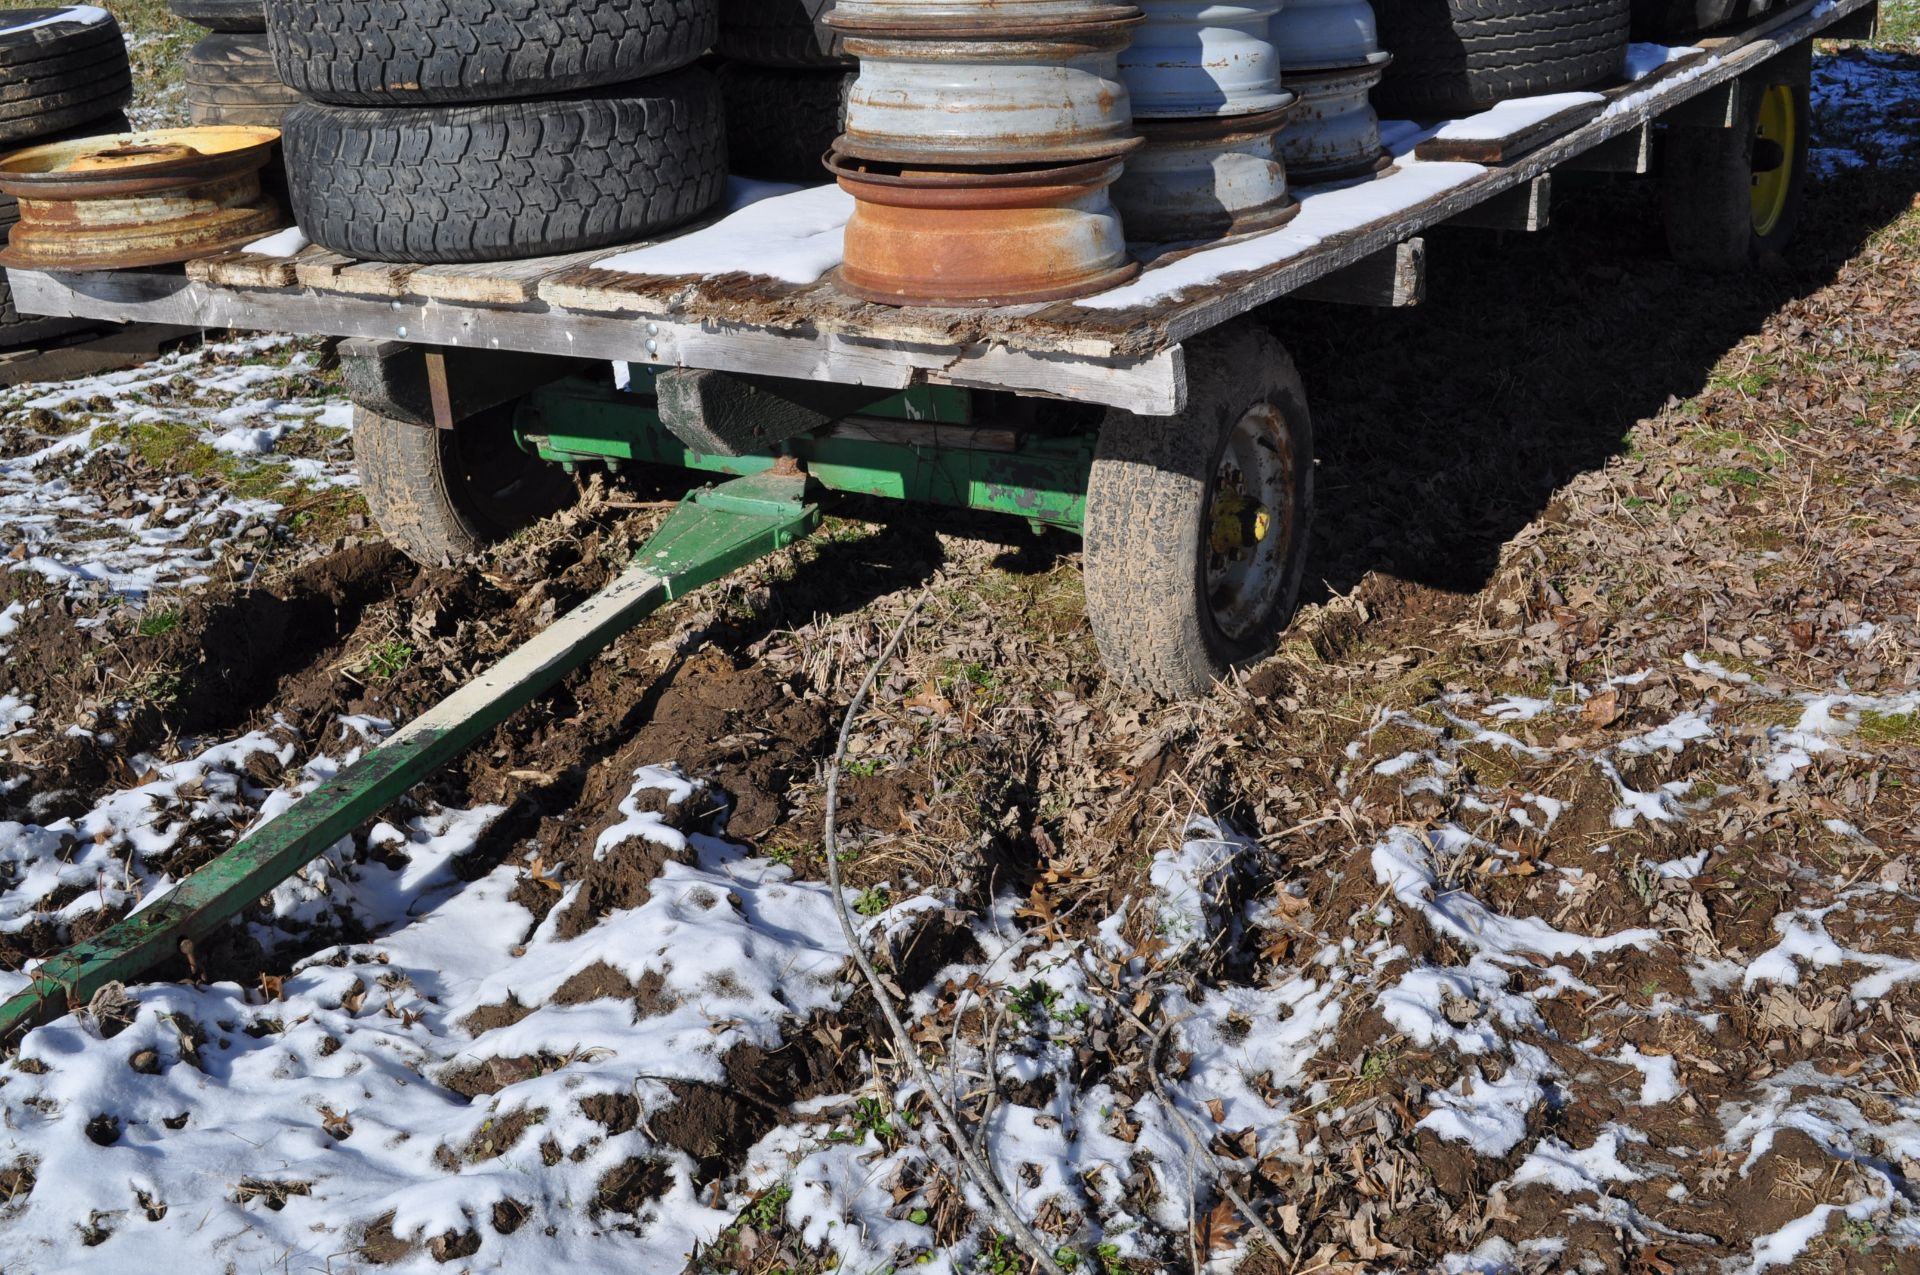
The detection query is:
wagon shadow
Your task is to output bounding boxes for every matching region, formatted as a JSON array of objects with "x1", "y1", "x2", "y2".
[{"x1": 1268, "y1": 80, "x2": 1920, "y2": 605}]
